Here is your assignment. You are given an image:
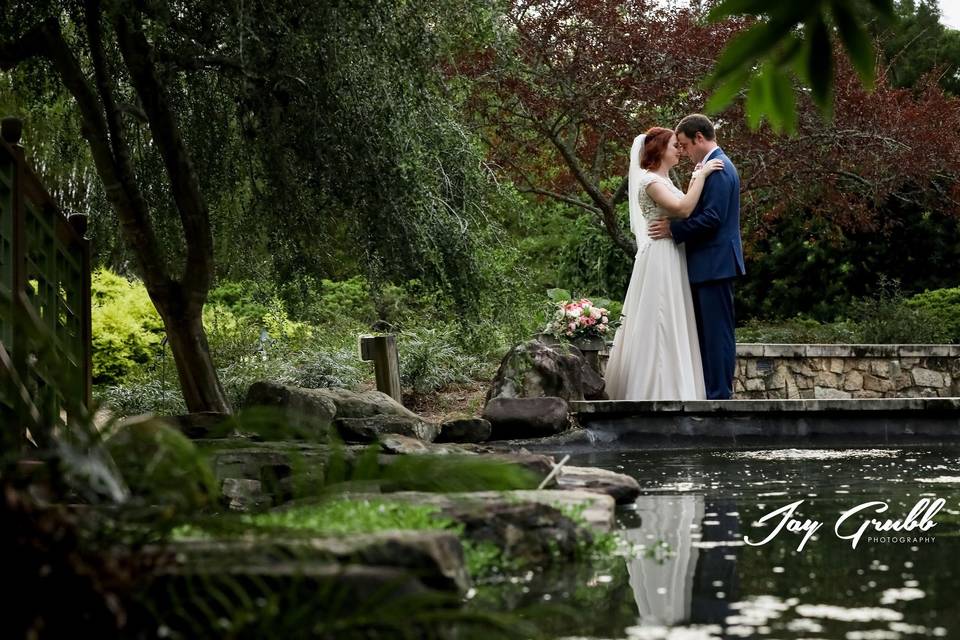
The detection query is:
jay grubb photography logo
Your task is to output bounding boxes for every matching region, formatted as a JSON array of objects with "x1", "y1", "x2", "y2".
[{"x1": 744, "y1": 498, "x2": 945, "y2": 551}]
